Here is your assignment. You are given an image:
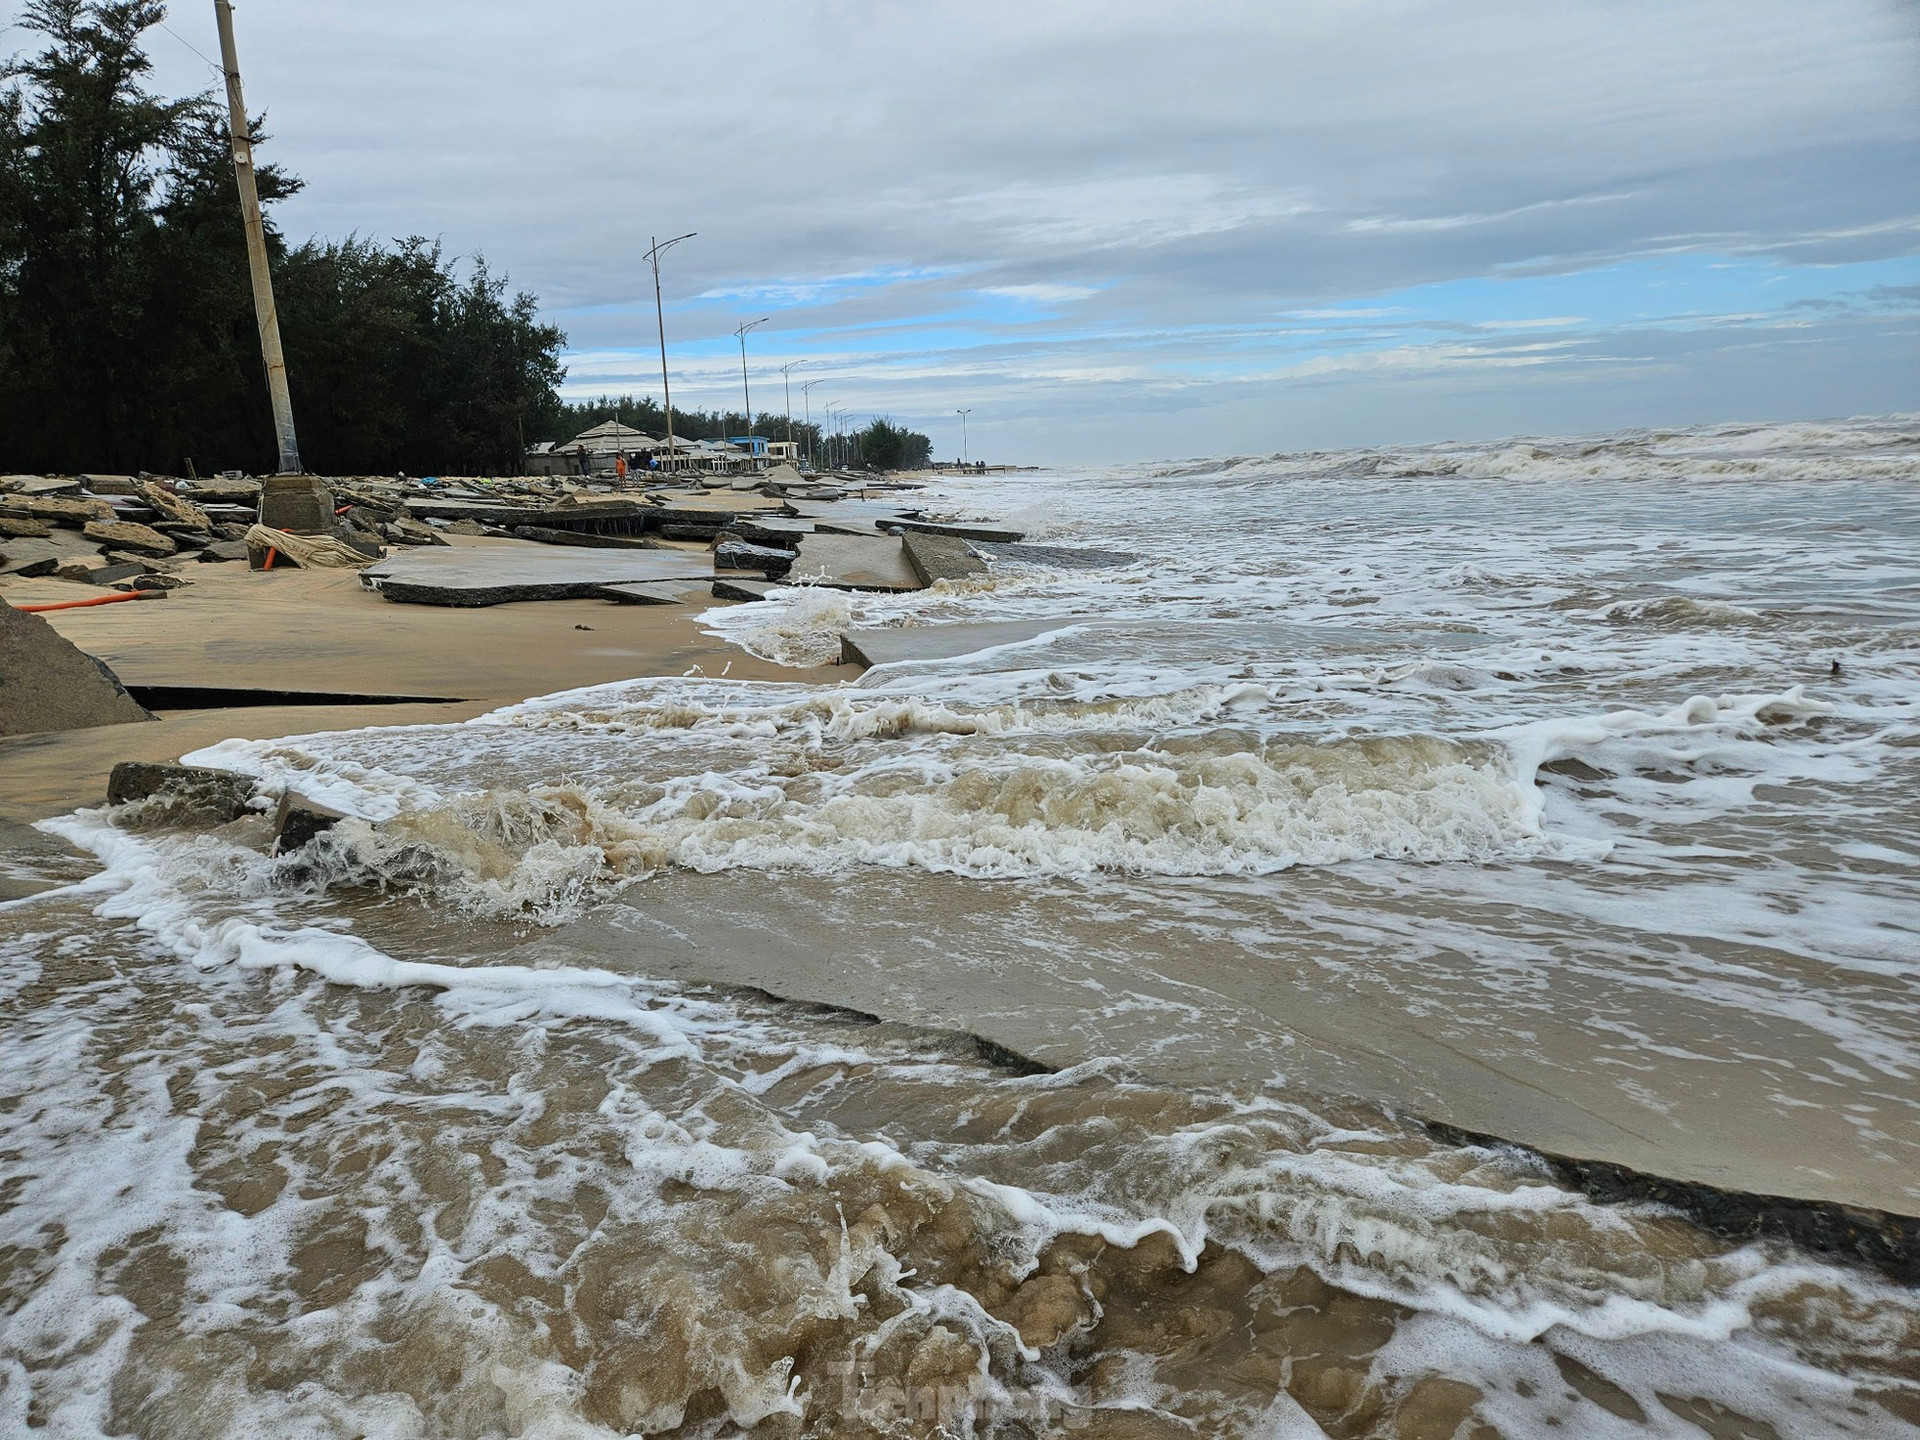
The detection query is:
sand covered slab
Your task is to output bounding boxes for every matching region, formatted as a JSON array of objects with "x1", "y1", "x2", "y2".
[{"x1": 363, "y1": 543, "x2": 712, "y2": 606}]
